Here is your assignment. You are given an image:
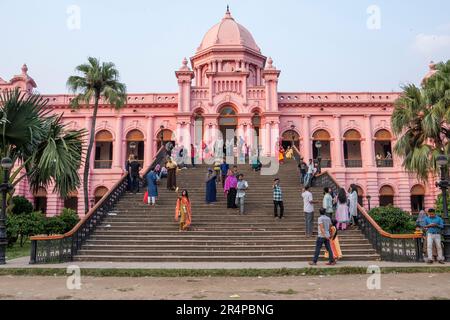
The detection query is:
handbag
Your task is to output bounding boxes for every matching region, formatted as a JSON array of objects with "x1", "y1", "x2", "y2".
[{"x1": 143, "y1": 191, "x2": 148, "y2": 203}]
